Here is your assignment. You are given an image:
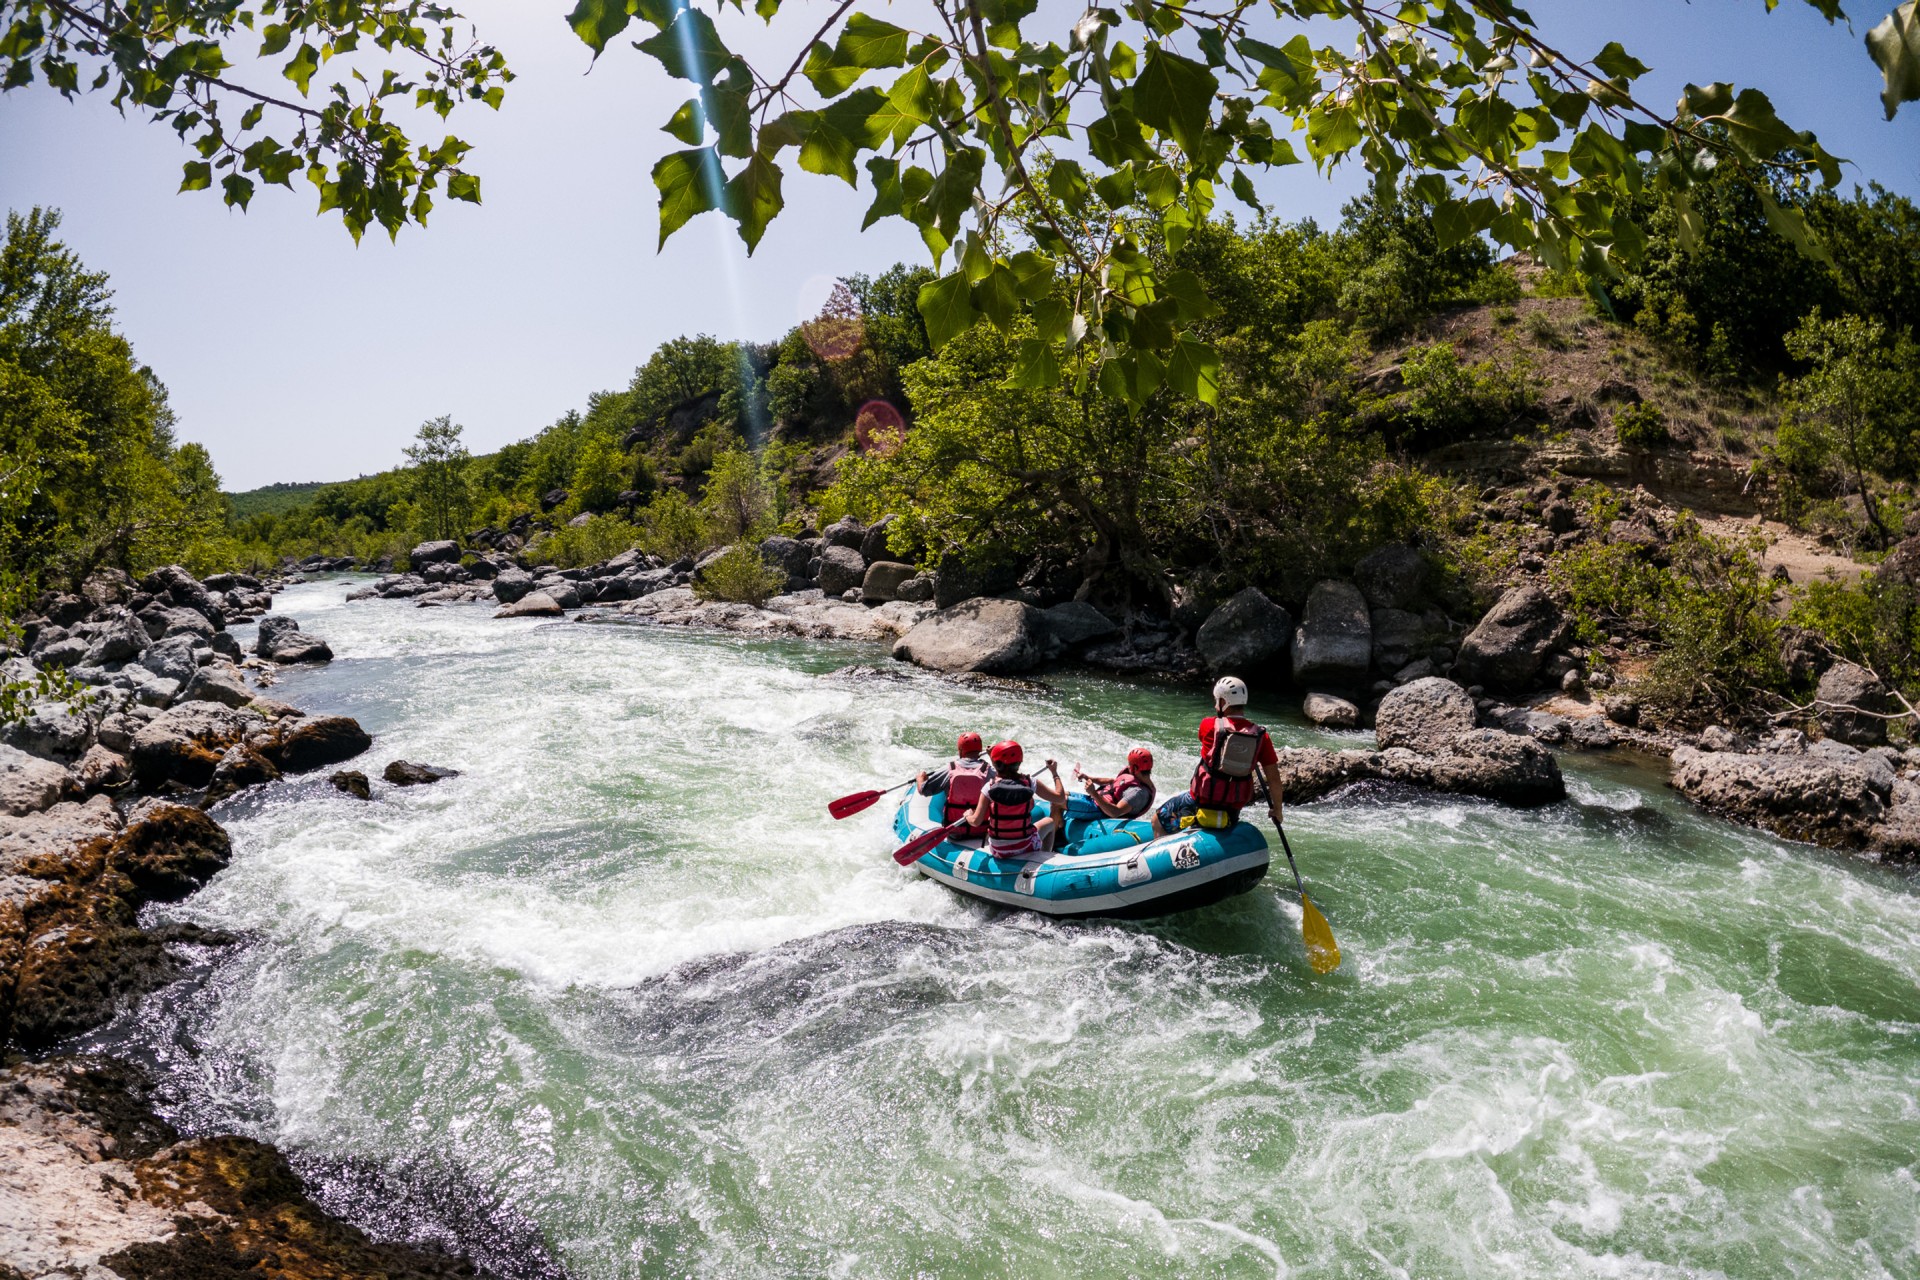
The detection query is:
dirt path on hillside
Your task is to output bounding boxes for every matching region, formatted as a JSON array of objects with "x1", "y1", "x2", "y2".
[{"x1": 1690, "y1": 512, "x2": 1869, "y2": 585}]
